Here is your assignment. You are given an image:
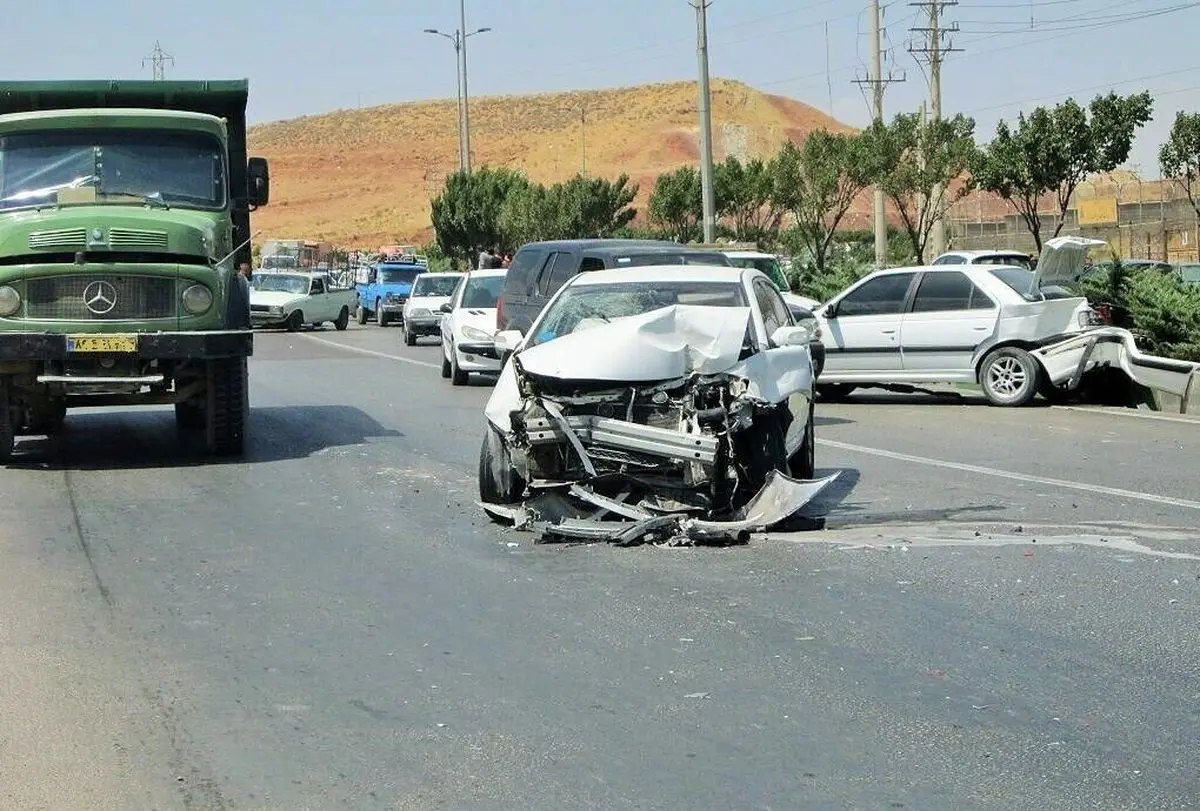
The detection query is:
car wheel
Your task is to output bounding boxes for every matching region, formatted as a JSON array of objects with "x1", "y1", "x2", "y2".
[
  {"x1": 478, "y1": 424, "x2": 526, "y2": 510},
  {"x1": 335, "y1": 307, "x2": 350, "y2": 331},
  {"x1": 356, "y1": 305, "x2": 367, "y2": 325},
  {"x1": 789, "y1": 402, "x2": 816, "y2": 480},
  {"x1": 450, "y1": 343, "x2": 469, "y2": 386},
  {"x1": 816, "y1": 383, "x2": 855, "y2": 402},
  {"x1": 285, "y1": 310, "x2": 304, "y2": 332},
  {"x1": 980, "y1": 346, "x2": 1040, "y2": 407},
  {"x1": 405, "y1": 326, "x2": 417, "y2": 346}
]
